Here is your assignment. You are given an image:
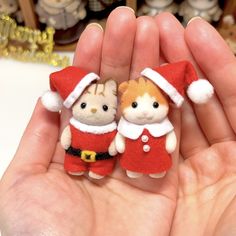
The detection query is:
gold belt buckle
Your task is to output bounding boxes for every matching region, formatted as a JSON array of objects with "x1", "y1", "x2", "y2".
[{"x1": 81, "y1": 150, "x2": 96, "y2": 162}]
